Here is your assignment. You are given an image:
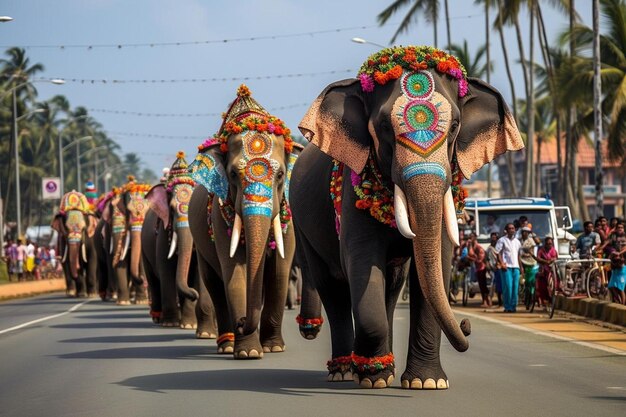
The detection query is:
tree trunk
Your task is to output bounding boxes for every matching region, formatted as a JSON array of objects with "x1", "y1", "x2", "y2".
[{"x1": 524, "y1": 3, "x2": 536, "y2": 196}]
